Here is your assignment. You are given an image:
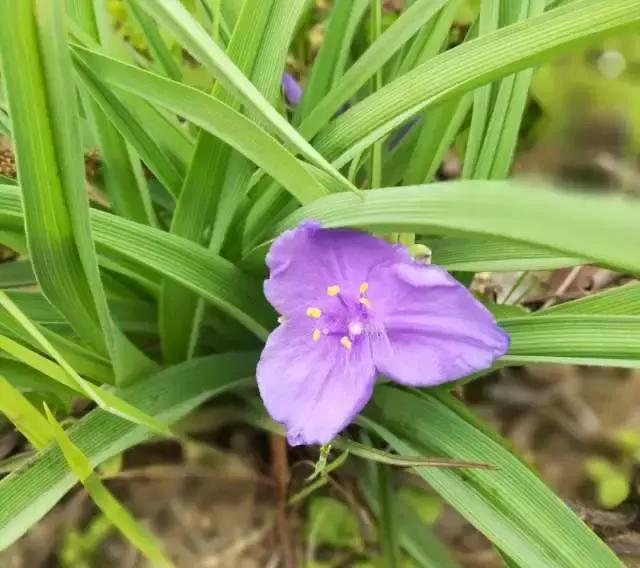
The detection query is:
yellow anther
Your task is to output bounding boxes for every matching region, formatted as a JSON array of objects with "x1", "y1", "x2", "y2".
[
  {"x1": 327, "y1": 284, "x2": 341, "y2": 296},
  {"x1": 312, "y1": 329, "x2": 321, "y2": 341},
  {"x1": 359, "y1": 282, "x2": 369, "y2": 294},
  {"x1": 359, "y1": 297, "x2": 370, "y2": 308},
  {"x1": 340, "y1": 336, "x2": 352, "y2": 350},
  {"x1": 306, "y1": 307, "x2": 322, "y2": 318}
]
